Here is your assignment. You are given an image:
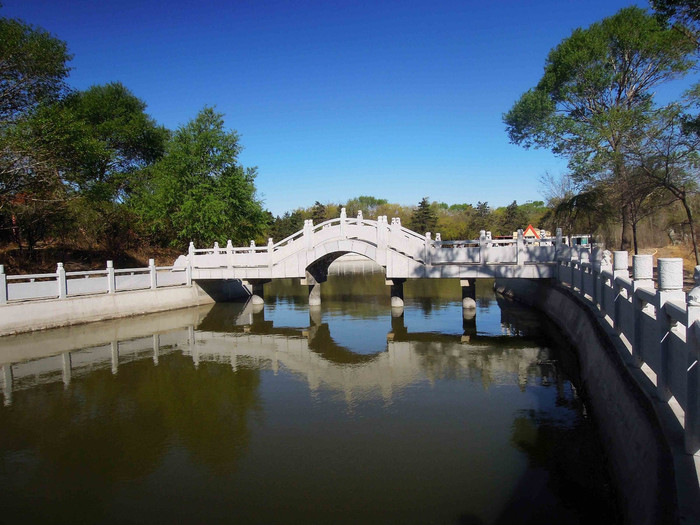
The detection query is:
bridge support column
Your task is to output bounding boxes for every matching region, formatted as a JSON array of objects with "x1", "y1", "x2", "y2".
[
  {"x1": 244, "y1": 279, "x2": 270, "y2": 305},
  {"x1": 302, "y1": 272, "x2": 322, "y2": 306},
  {"x1": 387, "y1": 279, "x2": 406, "y2": 308},
  {"x1": 460, "y1": 279, "x2": 476, "y2": 309}
]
